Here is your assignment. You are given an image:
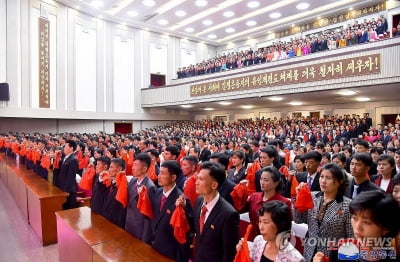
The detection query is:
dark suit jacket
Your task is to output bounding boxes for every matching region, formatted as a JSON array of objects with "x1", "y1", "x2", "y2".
[
  {"x1": 296, "y1": 171, "x2": 321, "y2": 191},
  {"x1": 54, "y1": 154, "x2": 79, "y2": 194},
  {"x1": 91, "y1": 174, "x2": 108, "y2": 215},
  {"x1": 103, "y1": 182, "x2": 127, "y2": 229},
  {"x1": 194, "y1": 196, "x2": 239, "y2": 262},
  {"x1": 344, "y1": 178, "x2": 382, "y2": 199},
  {"x1": 218, "y1": 179, "x2": 235, "y2": 206},
  {"x1": 199, "y1": 147, "x2": 211, "y2": 162},
  {"x1": 125, "y1": 176, "x2": 156, "y2": 244},
  {"x1": 151, "y1": 186, "x2": 192, "y2": 262}
]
